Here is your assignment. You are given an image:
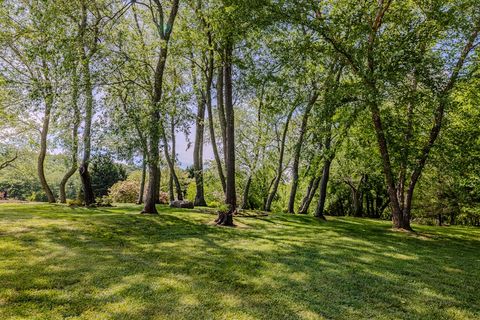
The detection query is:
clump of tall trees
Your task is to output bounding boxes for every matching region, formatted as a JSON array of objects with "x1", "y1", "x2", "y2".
[{"x1": 1, "y1": 0, "x2": 479, "y2": 229}]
